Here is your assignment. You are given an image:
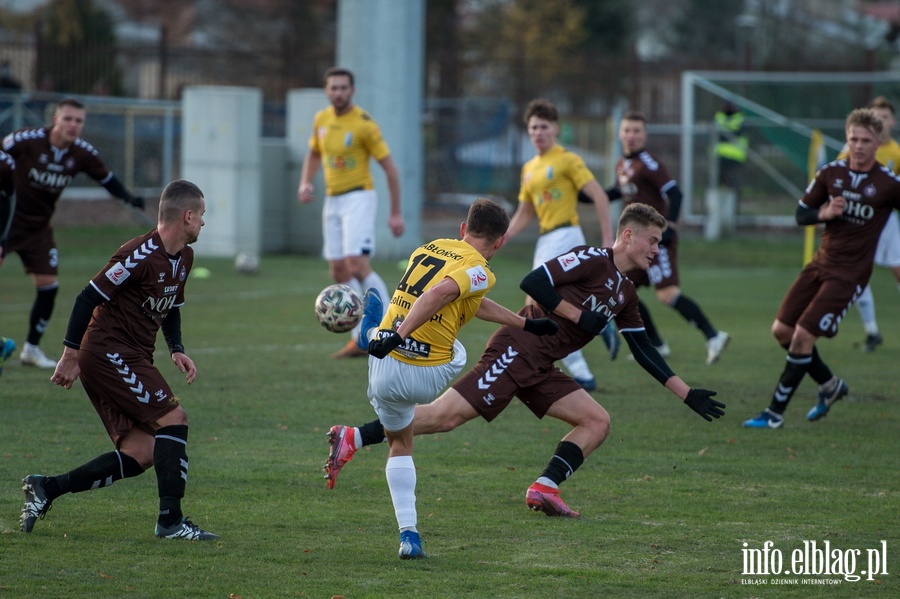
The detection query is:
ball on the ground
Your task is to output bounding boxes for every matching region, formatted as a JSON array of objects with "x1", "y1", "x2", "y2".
[
  {"x1": 315, "y1": 284, "x2": 363, "y2": 333},
  {"x1": 234, "y1": 251, "x2": 260, "y2": 274}
]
